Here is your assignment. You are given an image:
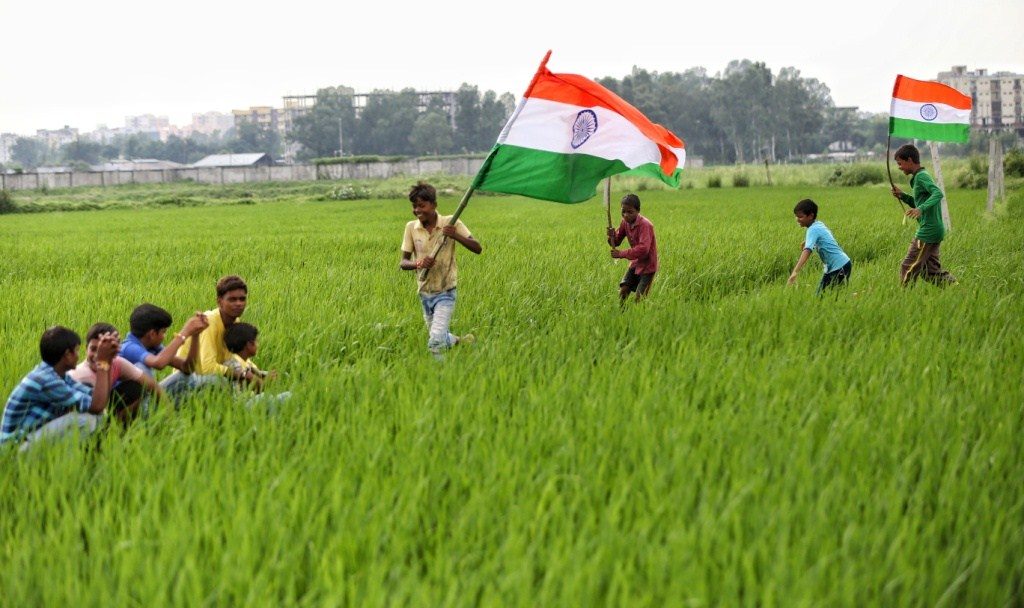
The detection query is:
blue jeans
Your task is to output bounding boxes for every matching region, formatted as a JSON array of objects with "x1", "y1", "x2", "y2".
[
  {"x1": 159, "y1": 372, "x2": 228, "y2": 405},
  {"x1": 419, "y1": 288, "x2": 457, "y2": 353}
]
